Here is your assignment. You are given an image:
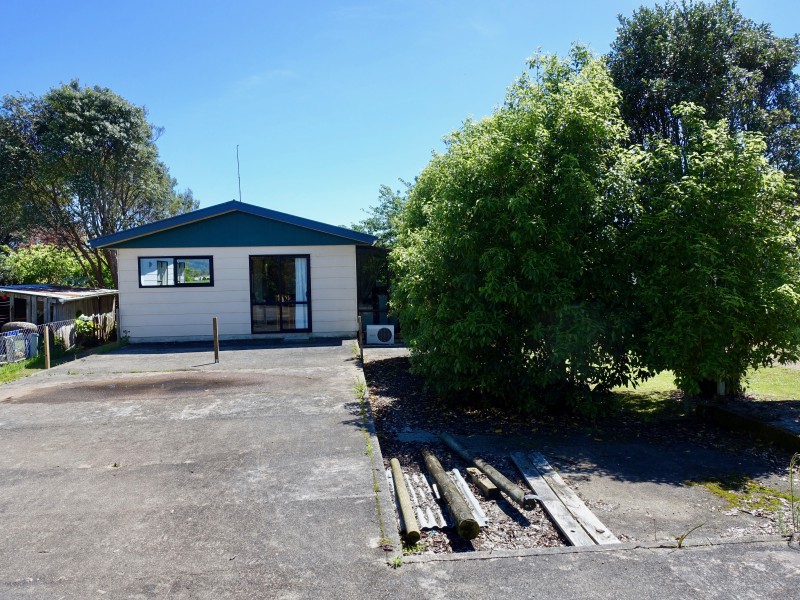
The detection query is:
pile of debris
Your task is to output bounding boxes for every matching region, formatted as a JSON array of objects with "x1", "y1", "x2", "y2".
[{"x1": 386, "y1": 432, "x2": 620, "y2": 553}]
